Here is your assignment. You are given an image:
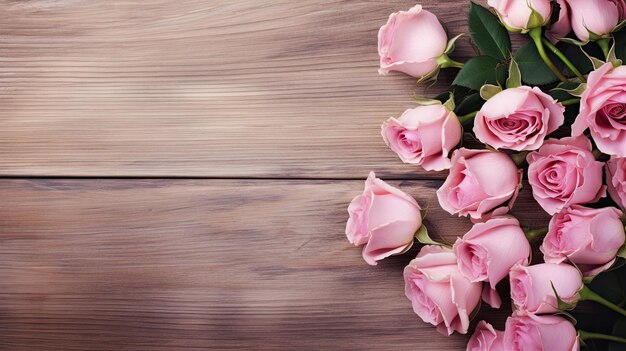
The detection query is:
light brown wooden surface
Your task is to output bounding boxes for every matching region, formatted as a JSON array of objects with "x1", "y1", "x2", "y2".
[
  {"x1": 0, "y1": 1, "x2": 544, "y2": 350},
  {"x1": 0, "y1": 179, "x2": 548, "y2": 350},
  {"x1": 0, "y1": 0, "x2": 484, "y2": 179}
]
